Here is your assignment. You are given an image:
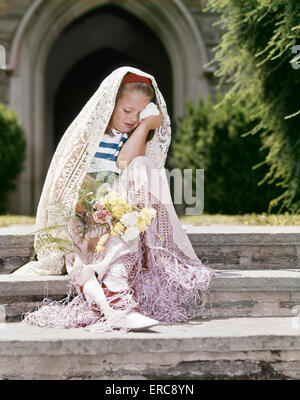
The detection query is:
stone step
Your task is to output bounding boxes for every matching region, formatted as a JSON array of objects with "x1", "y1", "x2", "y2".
[
  {"x1": 0, "y1": 243, "x2": 33, "y2": 275},
  {"x1": 185, "y1": 224, "x2": 300, "y2": 271},
  {"x1": 0, "y1": 225, "x2": 35, "y2": 274},
  {"x1": 1, "y1": 270, "x2": 300, "y2": 322},
  {"x1": 1, "y1": 224, "x2": 300, "y2": 274},
  {"x1": 0, "y1": 316, "x2": 299, "y2": 379}
]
